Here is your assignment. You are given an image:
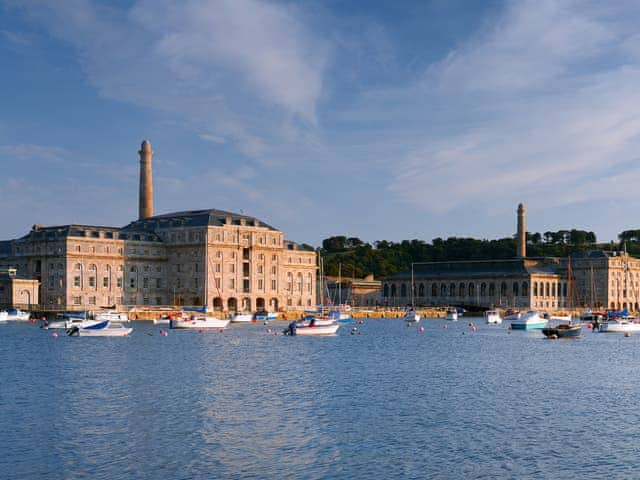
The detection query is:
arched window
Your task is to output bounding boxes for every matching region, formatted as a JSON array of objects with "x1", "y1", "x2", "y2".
[
  {"x1": 432, "y1": 284, "x2": 438, "y2": 296},
  {"x1": 469, "y1": 283, "x2": 475, "y2": 297},
  {"x1": 440, "y1": 284, "x2": 446, "y2": 296},
  {"x1": 513, "y1": 282, "x2": 519, "y2": 297},
  {"x1": 522, "y1": 282, "x2": 528, "y2": 296},
  {"x1": 418, "y1": 283, "x2": 425, "y2": 297},
  {"x1": 563, "y1": 283, "x2": 567, "y2": 297},
  {"x1": 533, "y1": 282, "x2": 538, "y2": 296},
  {"x1": 391, "y1": 285, "x2": 397, "y2": 297},
  {"x1": 552, "y1": 283, "x2": 556, "y2": 297},
  {"x1": 401, "y1": 284, "x2": 407, "y2": 297},
  {"x1": 459, "y1": 283, "x2": 465, "y2": 297},
  {"x1": 480, "y1": 283, "x2": 487, "y2": 296},
  {"x1": 383, "y1": 284, "x2": 389, "y2": 298},
  {"x1": 500, "y1": 282, "x2": 507, "y2": 297},
  {"x1": 545, "y1": 282, "x2": 550, "y2": 297},
  {"x1": 489, "y1": 283, "x2": 496, "y2": 296},
  {"x1": 449, "y1": 283, "x2": 455, "y2": 296}
]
